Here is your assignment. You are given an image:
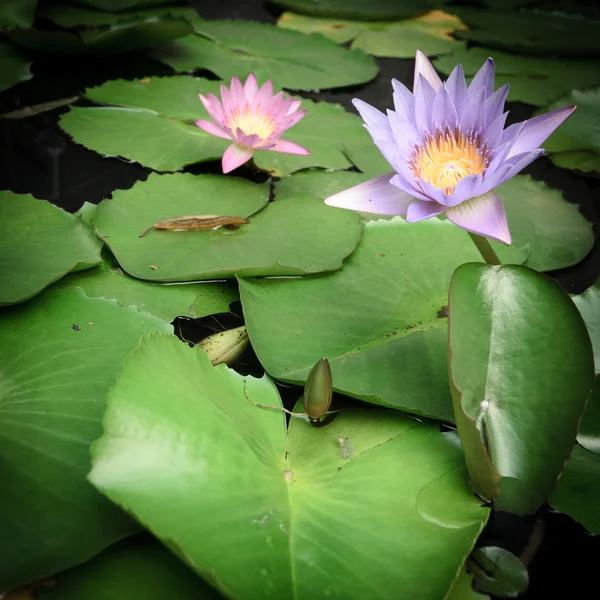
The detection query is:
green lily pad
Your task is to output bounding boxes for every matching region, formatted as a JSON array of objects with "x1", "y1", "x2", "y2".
[
  {"x1": 537, "y1": 89, "x2": 600, "y2": 162},
  {"x1": 89, "y1": 334, "x2": 489, "y2": 599},
  {"x1": 38, "y1": 536, "x2": 222, "y2": 600},
  {"x1": 268, "y1": 0, "x2": 428, "y2": 20},
  {"x1": 578, "y1": 377, "x2": 600, "y2": 455},
  {"x1": 0, "y1": 0, "x2": 37, "y2": 29},
  {"x1": 549, "y1": 444, "x2": 600, "y2": 534},
  {"x1": 434, "y1": 47, "x2": 600, "y2": 106},
  {"x1": 60, "y1": 76, "x2": 373, "y2": 175},
  {"x1": 8, "y1": 13, "x2": 192, "y2": 57},
  {"x1": 94, "y1": 172, "x2": 362, "y2": 281},
  {"x1": 68, "y1": 0, "x2": 183, "y2": 10},
  {"x1": 449, "y1": 264, "x2": 595, "y2": 514},
  {"x1": 452, "y1": 7, "x2": 600, "y2": 57},
  {"x1": 0, "y1": 287, "x2": 171, "y2": 590},
  {"x1": 574, "y1": 278, "x2": 600, "y2": 373},
  {"x1": 148, "y1": 19, "x2": 378, "y2": 91},
  {"x1": 0, "y1": 42, "x2": 32, "y2": 93},
  {"x1": 468, "y1": 547, "x2": 529, "y2": 598},
  {"x1": 275, "y1": 170, "x2": 372, "y2": 201},
  {"x1": 56, "y1": 253, "x2": 238, "y2": 323},
  {"x1": 277, "y1": 9, "x2": 466, "y2": 58},
  {"x1": 548, "y1": 149, "x2": 600, "y2": 174},
  {"x1": 0, "y1": 191, "x2": 102, "y2": 306},
  {"x1": 447, "y1": 567, "x2": 490, "y2": 600}
]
